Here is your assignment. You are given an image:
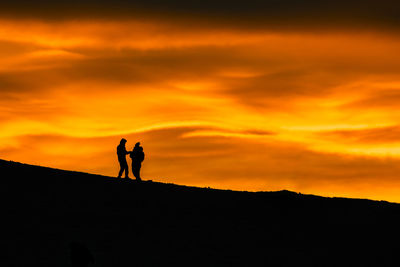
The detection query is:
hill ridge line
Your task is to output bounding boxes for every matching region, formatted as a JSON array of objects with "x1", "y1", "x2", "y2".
[{"x1": 0, "y1": 158, "x2": 396, "y2": 205}]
